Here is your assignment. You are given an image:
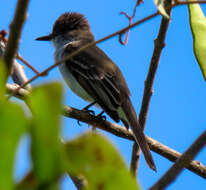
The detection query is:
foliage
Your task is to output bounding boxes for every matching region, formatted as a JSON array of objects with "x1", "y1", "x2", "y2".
[
  {"x1": 188, "y1": 0, "x2": 206, "y2": 80},
  {"x1": 0, "y1": 80, "x2": 139, "y2": 189},
  {"x1": 1, "y1": 0, "x2": 206, "y2": 189},
  {"x1": 65, "y1": 132, "x2": 139, "y2": 190}
]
